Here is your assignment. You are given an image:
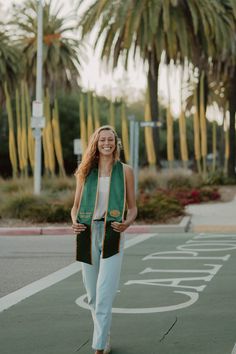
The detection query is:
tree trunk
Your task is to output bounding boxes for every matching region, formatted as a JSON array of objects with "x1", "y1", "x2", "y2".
[
  {"x1": 228, "y1": 68, "x2": 236, "y2": 178},
  {"x1": 147, "y1": 51, "x2": 161, "y2": 168}
]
